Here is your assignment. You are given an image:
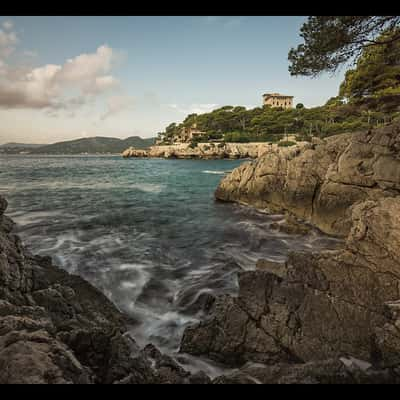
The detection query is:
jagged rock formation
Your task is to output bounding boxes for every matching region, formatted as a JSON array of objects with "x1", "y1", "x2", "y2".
[
  {"x1": 122, "y1": 142, "x2": 283, "y2": 159},
  {"x1": 180, "y1": 123, "x2": 400, "y2": 383},
  {"x1": 212, "y1": 358, "x2": 399, "y2": 384},
  {"x1": 215, "y1": 123, "x2": 400, "y2": 237},
  {"x1": 0, "y1": 196, "x2": 209, "y2": 384}
]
